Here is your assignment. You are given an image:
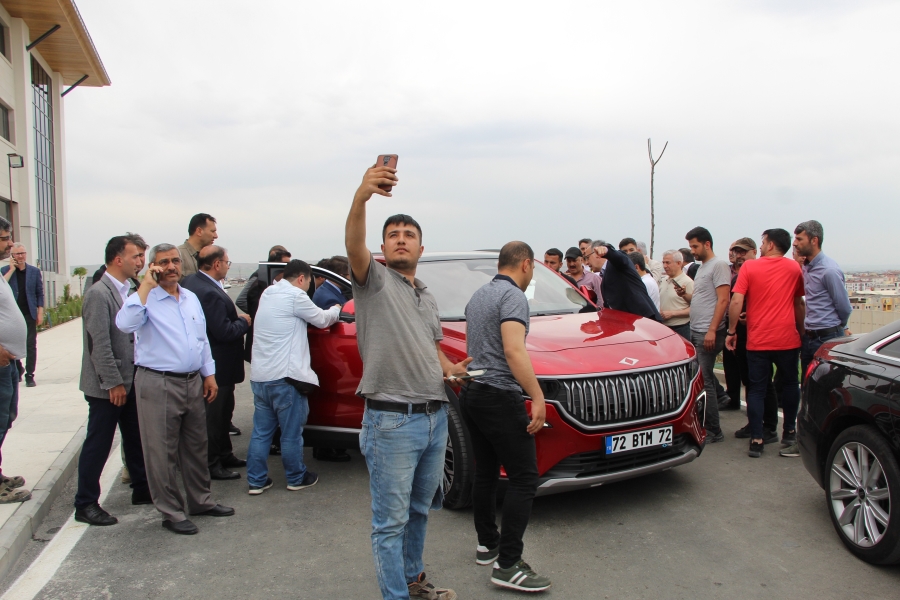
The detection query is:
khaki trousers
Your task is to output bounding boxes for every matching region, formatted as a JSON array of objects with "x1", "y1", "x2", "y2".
[{"x1": 134, "y1": 369, "x2": 215, "y2": 522}]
